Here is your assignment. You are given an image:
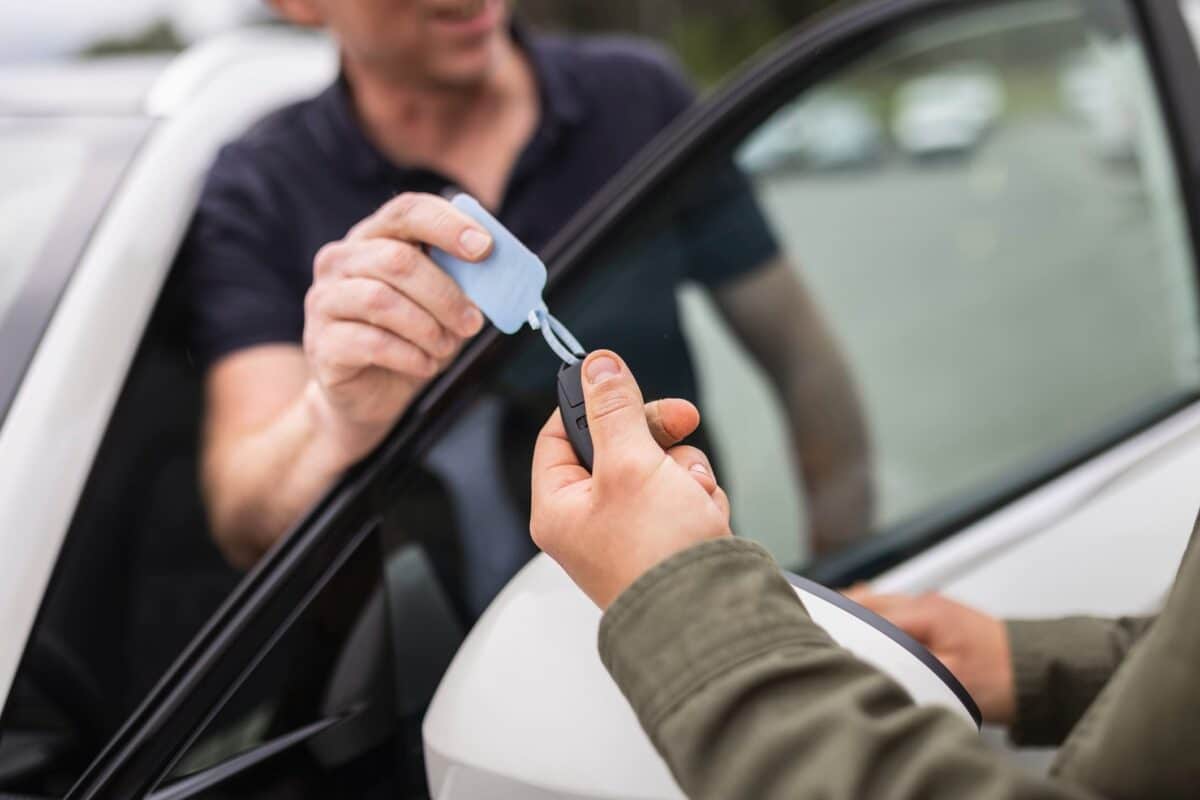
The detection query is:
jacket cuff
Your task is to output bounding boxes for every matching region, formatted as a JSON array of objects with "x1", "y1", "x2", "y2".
[
  {"x1": 599, "y1": 538, "x2": 831, "y2": 731},
  {"x1": 1006, "y1": 618, "x2": 1127, "y2": 747}
]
